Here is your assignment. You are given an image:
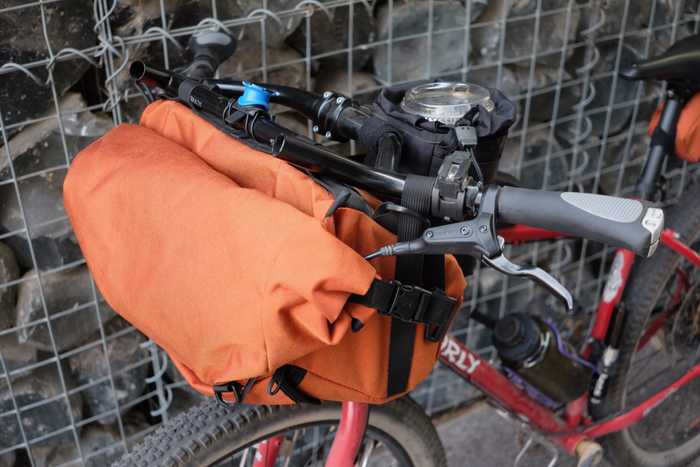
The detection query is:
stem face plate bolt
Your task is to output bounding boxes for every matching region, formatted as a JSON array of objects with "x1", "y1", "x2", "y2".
[
  {"x1": 479, "y1": 225, "x2": 488, "y2": 233},
  {"x1": 426, "y1": 231, "x2": 433, "y2": 238}
]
